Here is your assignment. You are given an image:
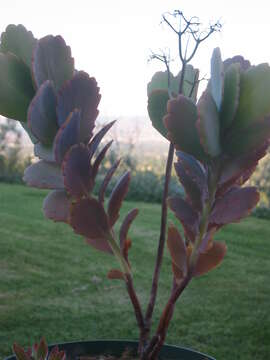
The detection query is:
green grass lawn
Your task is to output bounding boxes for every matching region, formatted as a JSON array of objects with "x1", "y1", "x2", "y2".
[{"x1": 0, "y1": 183, "x2": 269, "y2": 359}]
